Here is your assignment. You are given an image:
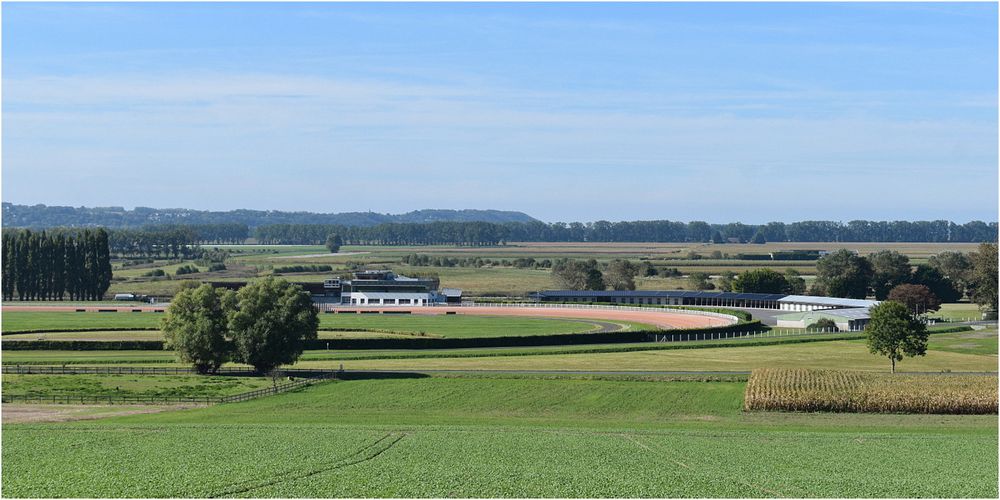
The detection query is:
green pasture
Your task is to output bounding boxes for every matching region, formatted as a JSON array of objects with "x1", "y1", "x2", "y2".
[
  {"x1": 4, "y1": 329, "x2": 994, "y2": 372},
  {"x1": 2, "y1": 311, "x2": 164, "y2": 332},
  {"x1": 1, "y1": 350, "x2": 178, "y2": 365},
  {"x1": 2, "y1": 374, "x2": 273, "y2": 399},
  {"x1": 309, "y1": 335, "x2": 997, "y2": 373},
  {"x1": 928, "y1": 328, "x2": 998, "y2": 355},
  {"x1": 928, "y1": 303, "x2": 987, "y2": 322},
  {"x1": 2, "y1": 330, "x2": 166, "y2": 341},
  {"x1": 3, "y1": 377, "x2": 996, "y2": 497},
  {"x1": 1, "y1": 310, "x2": 647, "y2": 337}
]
